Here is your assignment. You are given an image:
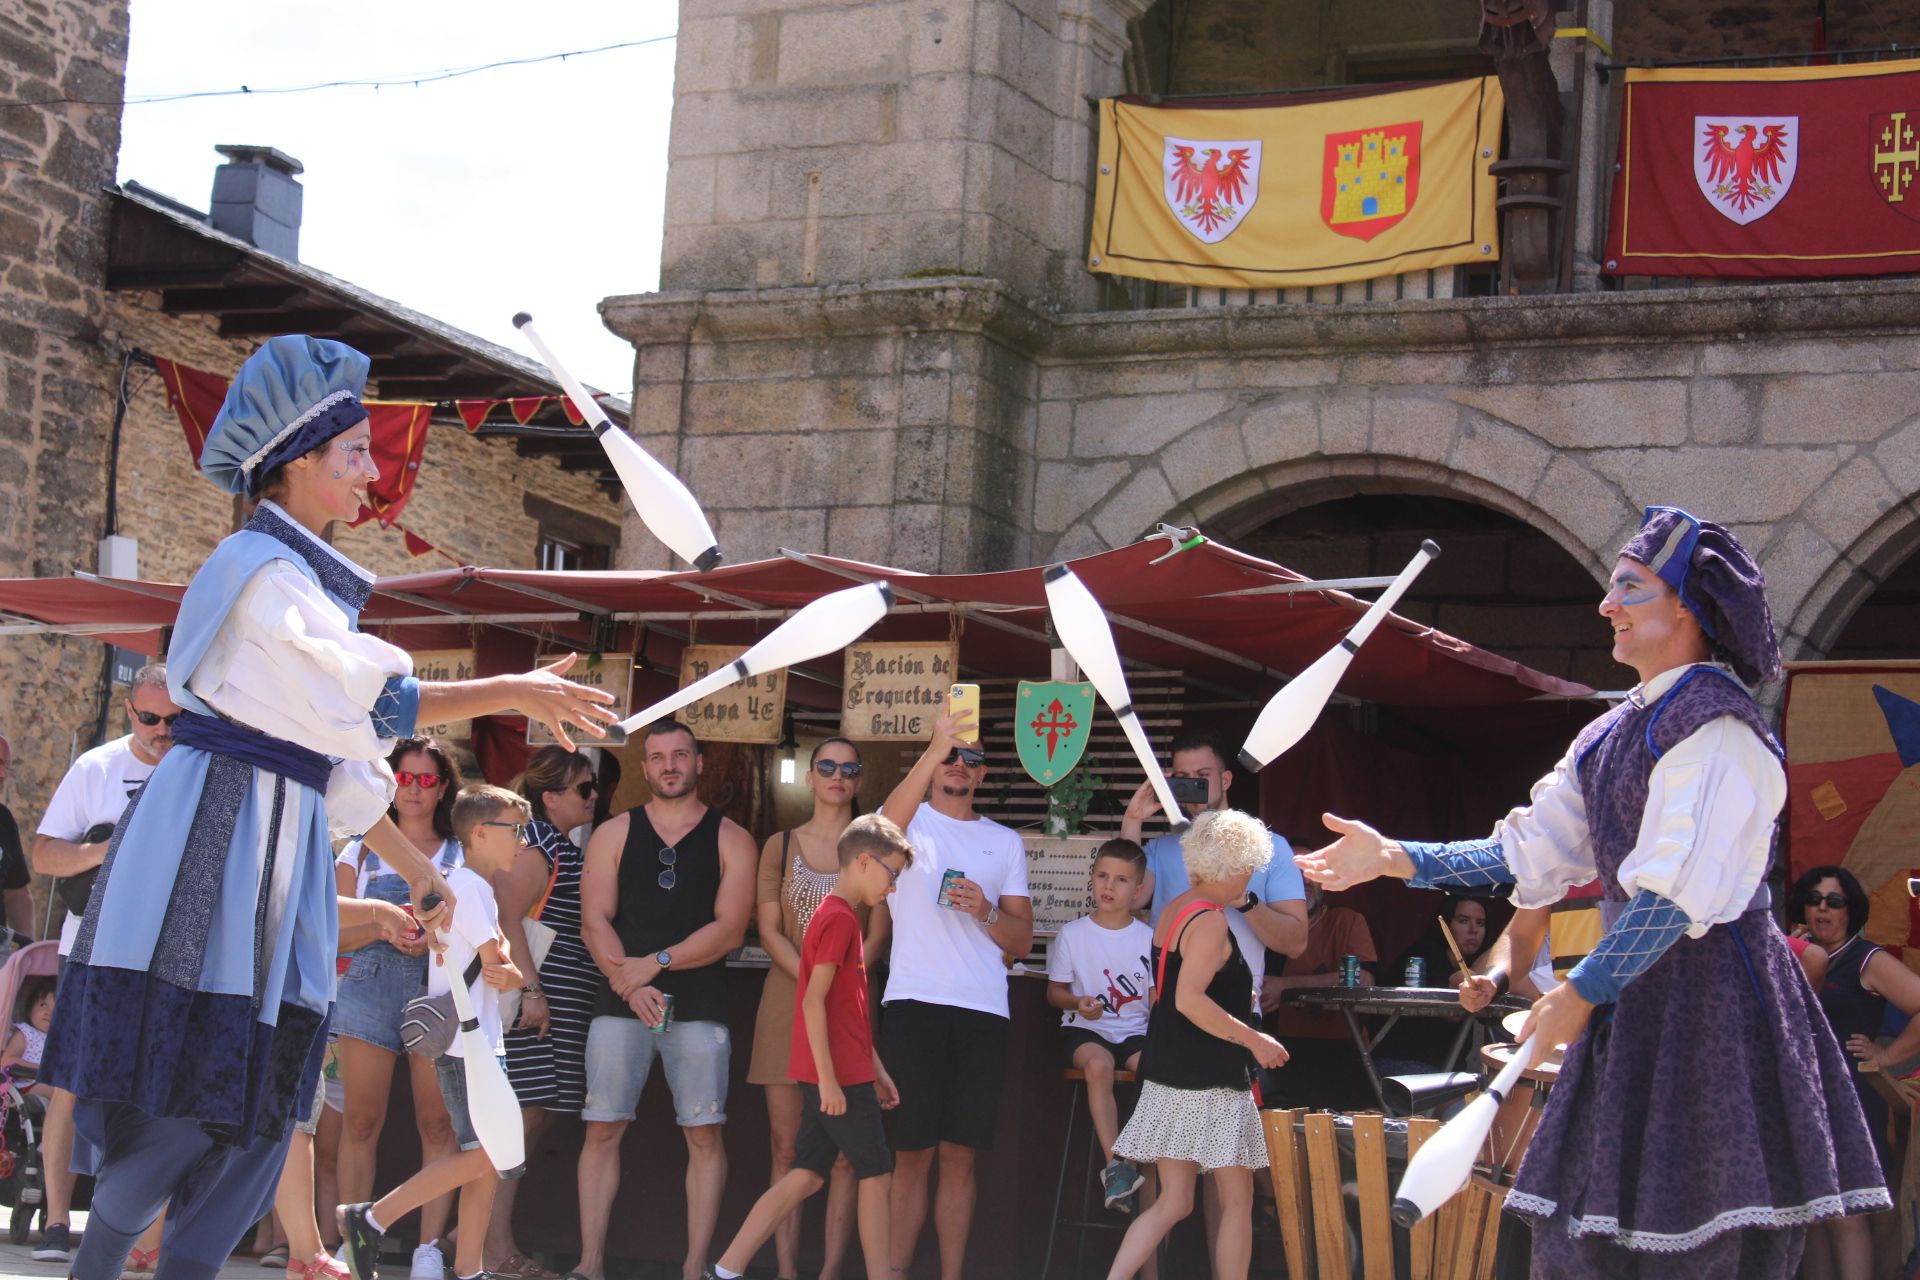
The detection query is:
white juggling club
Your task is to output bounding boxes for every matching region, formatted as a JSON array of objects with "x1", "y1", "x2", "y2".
[
  {"x1": 1042, "y1": 565, "x2": 1187, "y2": 828},
  {"x1": 1237, "y1": 539, "x2": 1441, "y2": 773},
  {"x1": 512, "y1": 312, "x2": 722, "y2": 572},
  {"x1": 421, "y1": 893, "x2": 526, "y2": 1178},
  {"x1": 617, "y1": 582, "x2": 893, "y2": 733},
  {"x1": 1390, "y1": 1033, "x2": 1536, "y2": 1227}
]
